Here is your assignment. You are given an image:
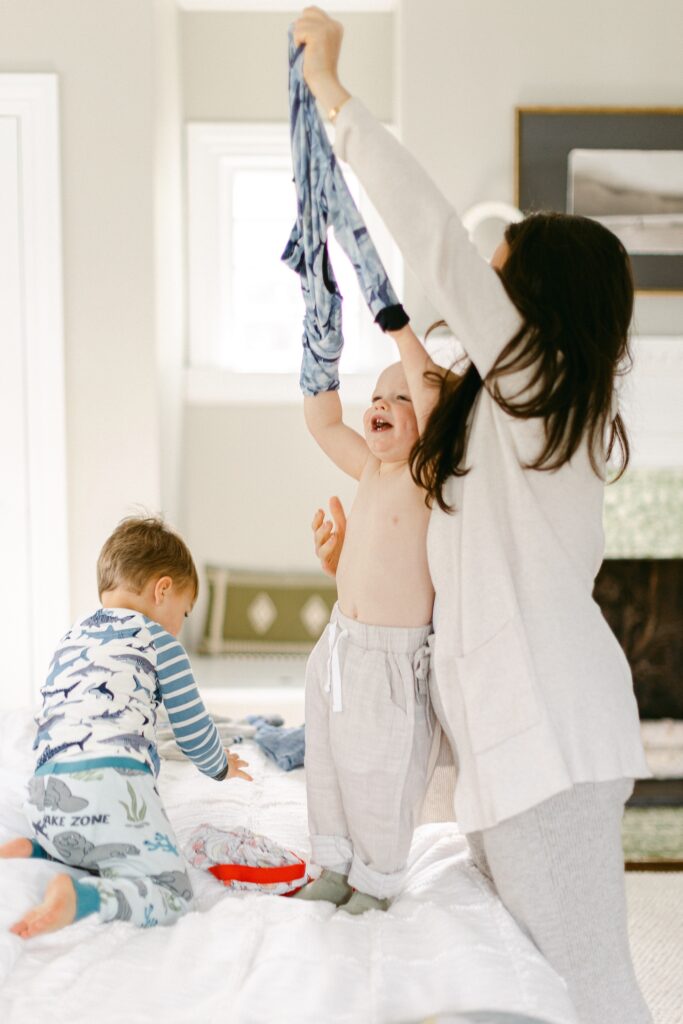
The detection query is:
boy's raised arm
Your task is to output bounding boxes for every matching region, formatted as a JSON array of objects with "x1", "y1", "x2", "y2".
[
  {"x1": 304, "y1": 390, "x2": 370, "y2": 480},
  {"x1": 387, "y1": 325, "x2": 448, "y2": 433}
]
